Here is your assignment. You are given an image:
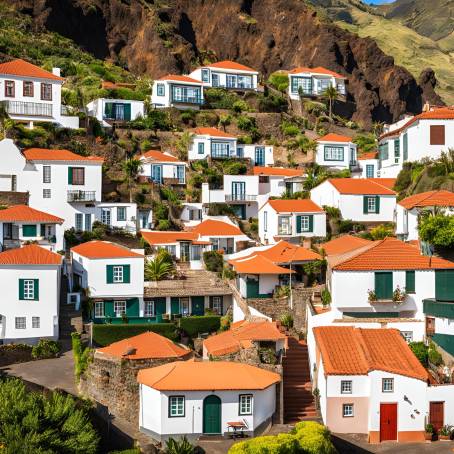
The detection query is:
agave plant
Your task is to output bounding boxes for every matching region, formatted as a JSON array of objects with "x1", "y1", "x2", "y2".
[{"x1": 165, "y1": 436, "x2": 195, "y2": 454}]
